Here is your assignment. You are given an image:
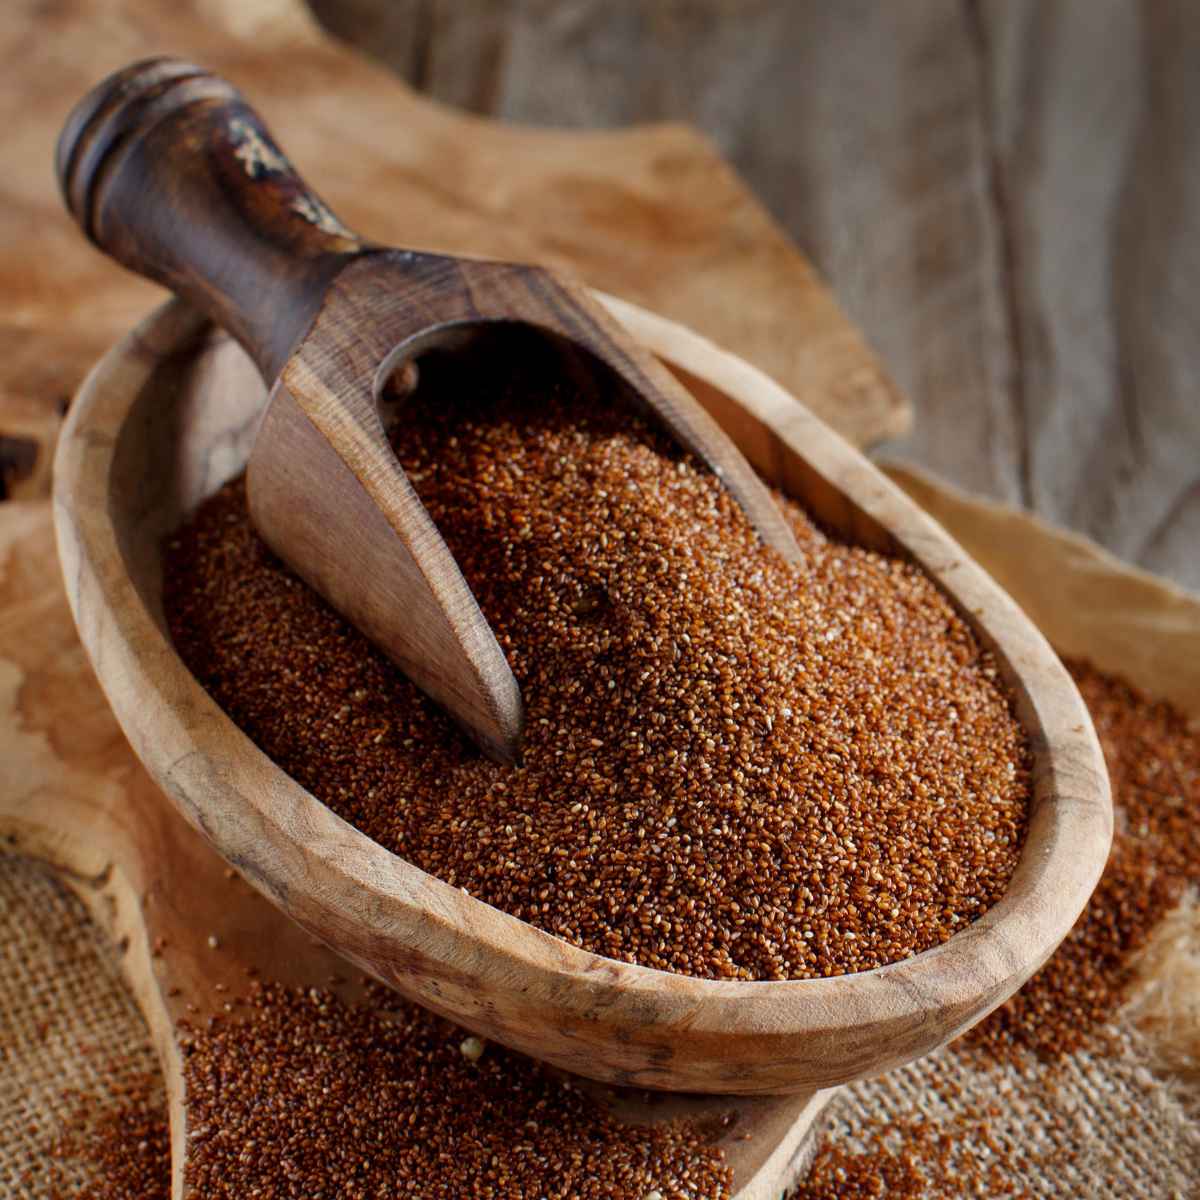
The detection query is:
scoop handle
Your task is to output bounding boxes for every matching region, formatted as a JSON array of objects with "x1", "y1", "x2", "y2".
[{"x1": 56, "y1": 58, "x2": 362, "y2": 381}]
